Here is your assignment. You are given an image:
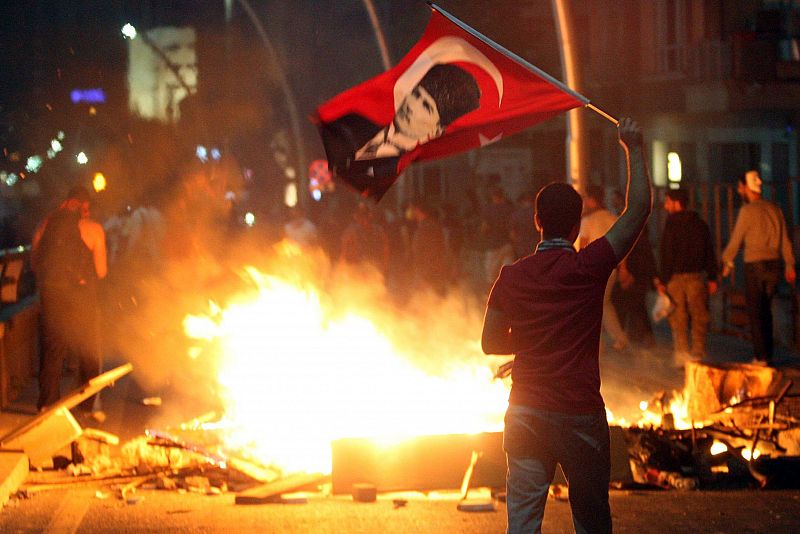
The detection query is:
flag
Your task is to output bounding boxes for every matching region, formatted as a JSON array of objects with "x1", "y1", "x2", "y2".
[{"x1": 315, "y1": 6, "x2": 588, "y2": 202}]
